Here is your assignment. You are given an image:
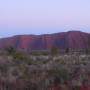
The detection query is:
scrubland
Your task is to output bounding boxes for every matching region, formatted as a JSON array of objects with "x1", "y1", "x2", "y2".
[{"x1": 0, "y1": 50, "x2": 90, "y2": 90}]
